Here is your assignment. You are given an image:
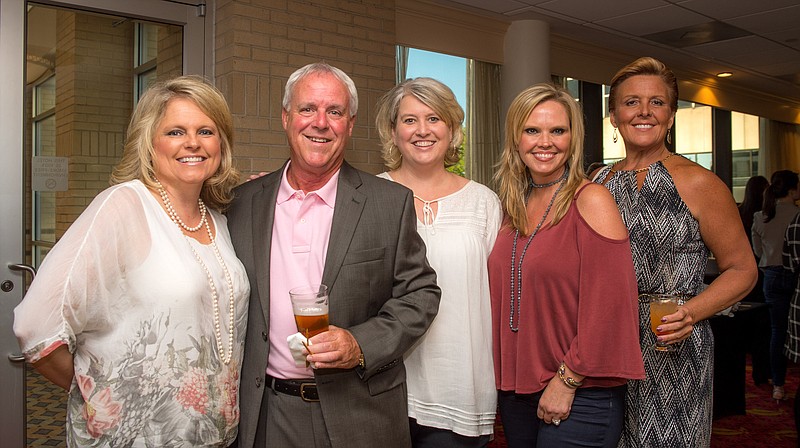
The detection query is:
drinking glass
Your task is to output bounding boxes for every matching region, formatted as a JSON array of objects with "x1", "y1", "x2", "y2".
[
  {"x1": 645, "y1": 293, "x2": 679, "y2": 352},
  {"x1": 289, "y1": 284, "x2": 329, "y2": 339}
]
